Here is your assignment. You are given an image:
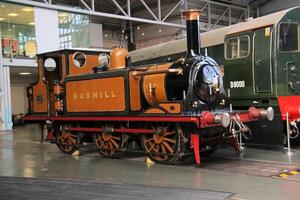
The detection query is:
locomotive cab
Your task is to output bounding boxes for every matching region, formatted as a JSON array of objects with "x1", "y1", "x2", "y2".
[{"x1": 29, "y1": 49, "x2": 109, "y2": 116}]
